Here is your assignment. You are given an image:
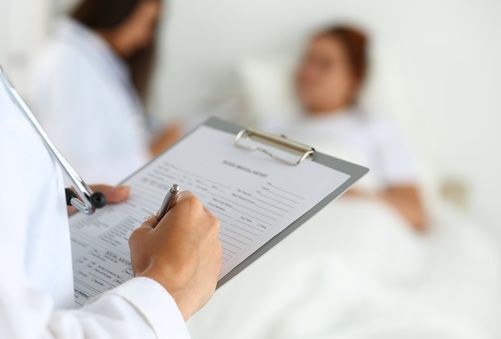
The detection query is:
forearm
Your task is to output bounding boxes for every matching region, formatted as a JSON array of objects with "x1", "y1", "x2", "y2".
[
  {"x1": 344, "y1": 186, "x2": 427, "y2": 231},
  {"x1": 150, "y1": 124, "x2": 182, "y2": 157},
  {"x1": 381, "y1": 187, "x2": 427, "y2": 231}
]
